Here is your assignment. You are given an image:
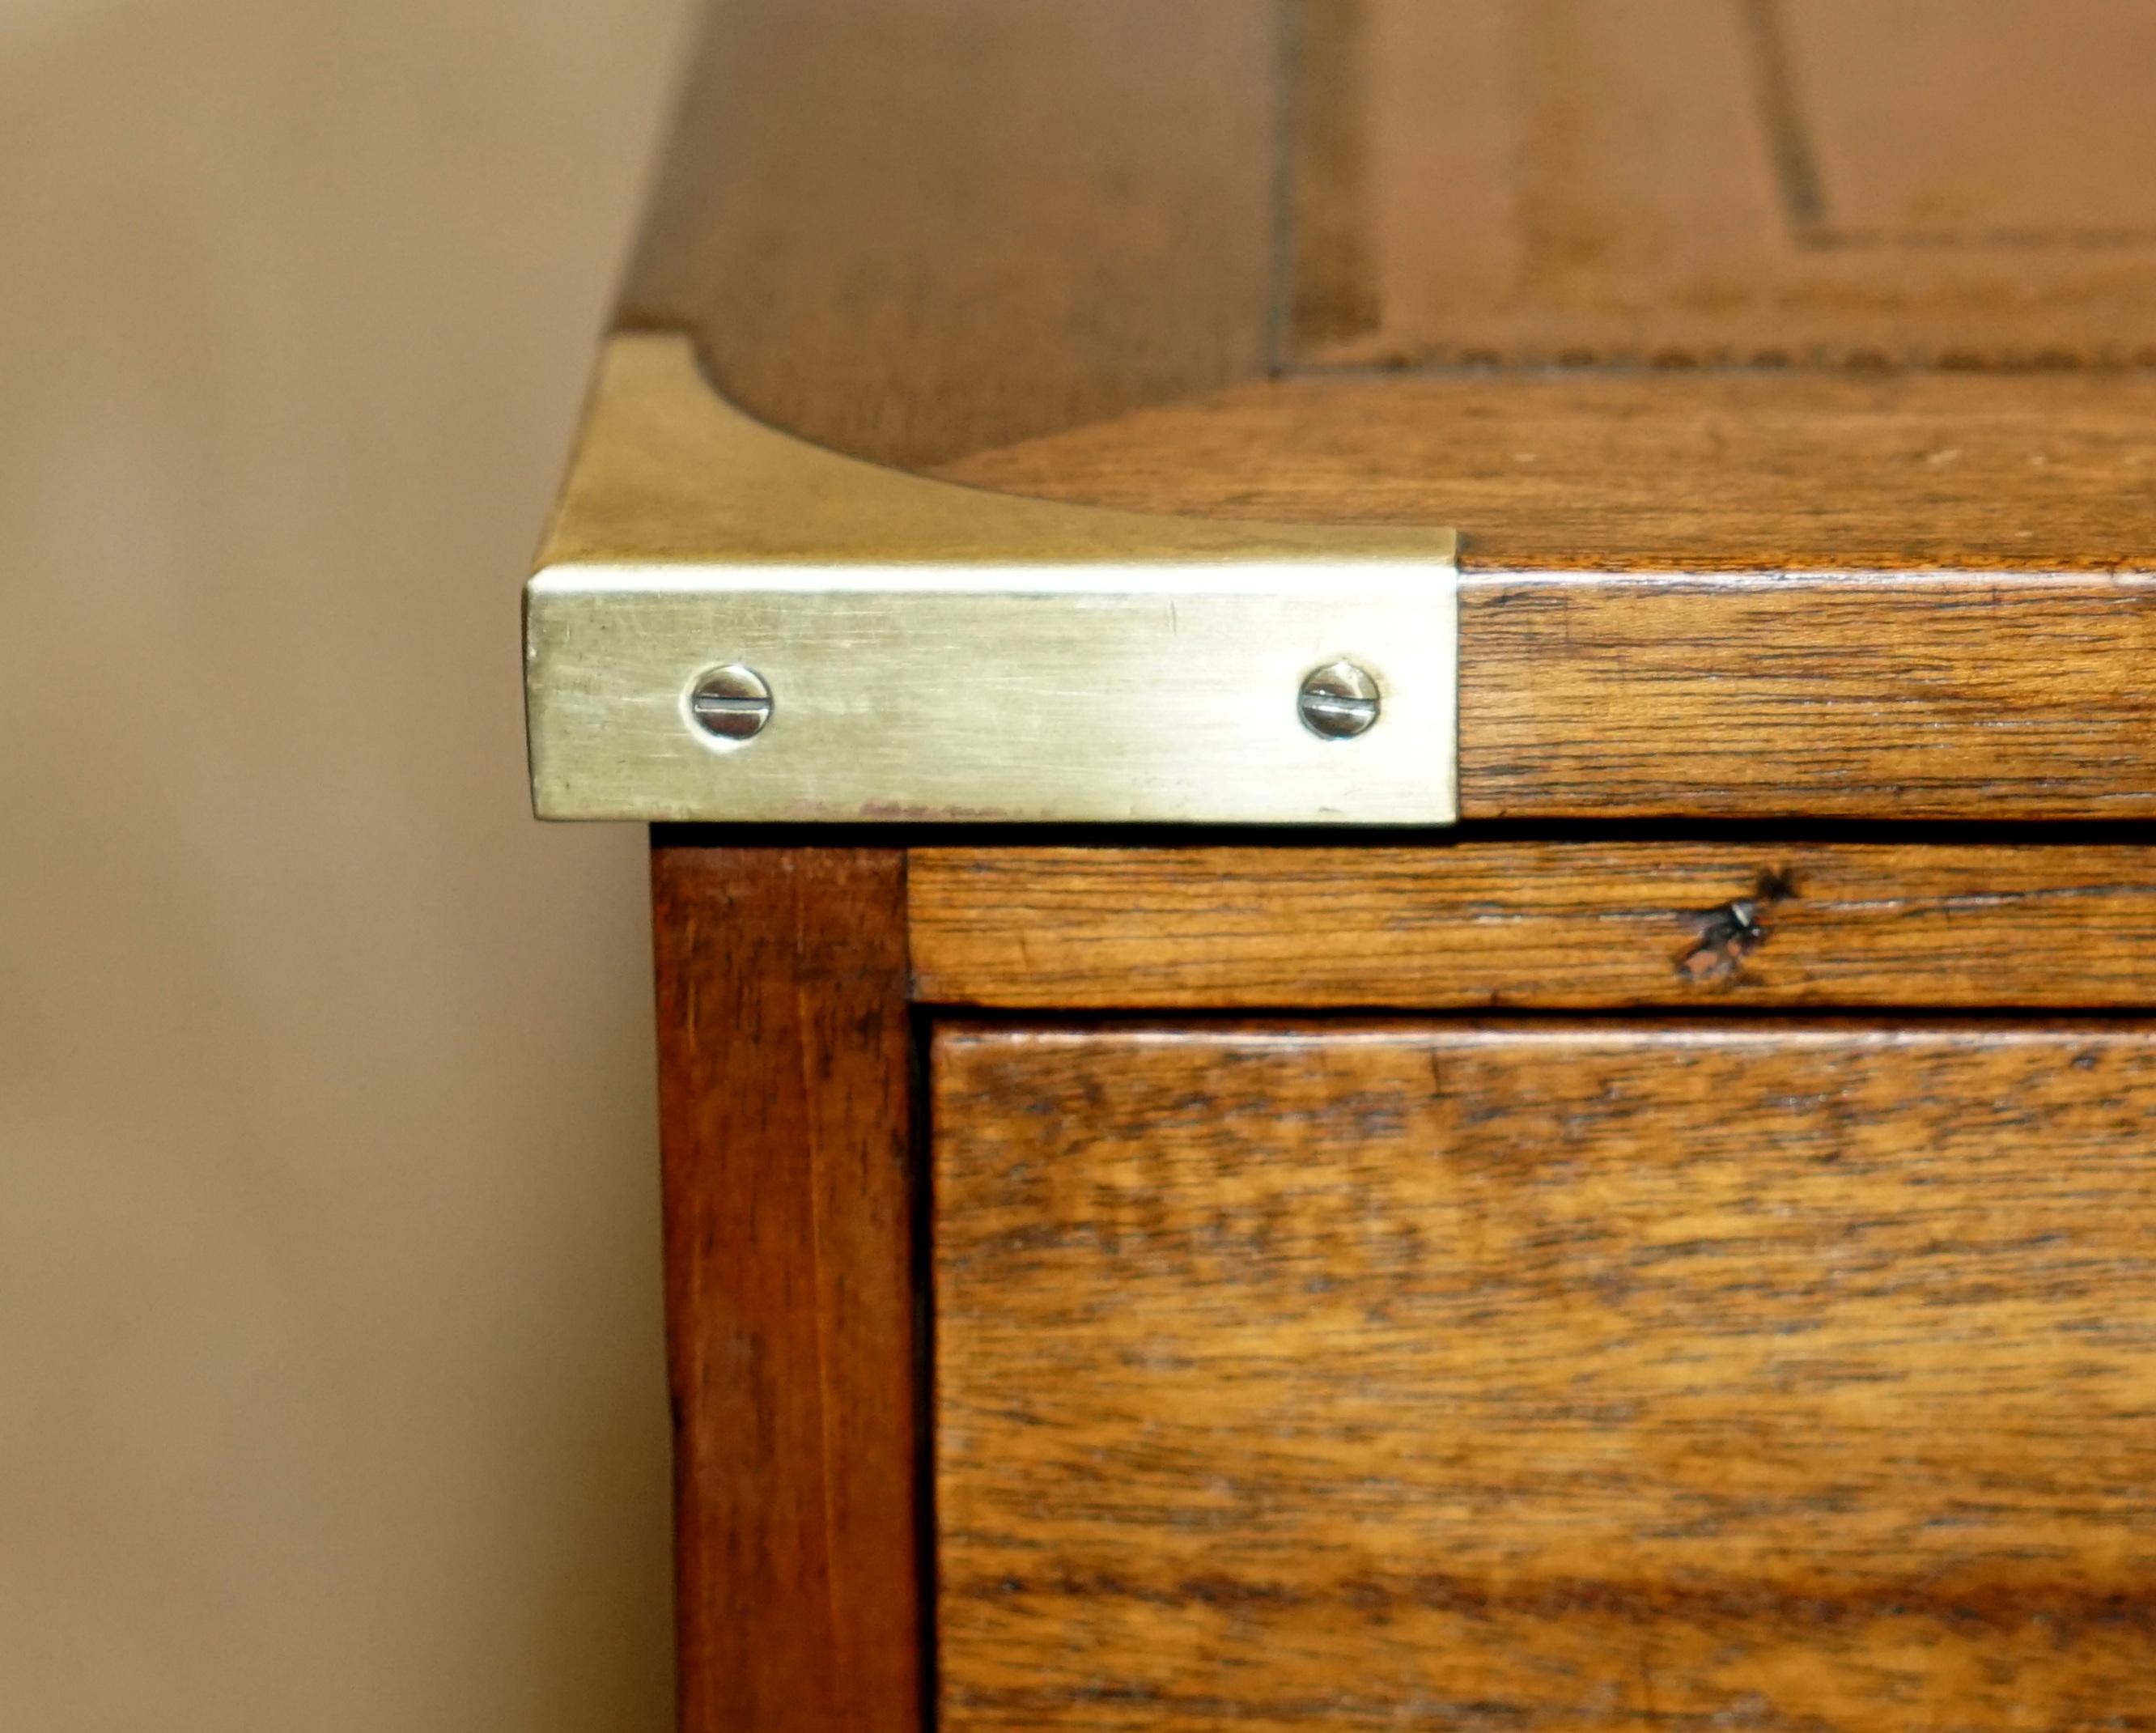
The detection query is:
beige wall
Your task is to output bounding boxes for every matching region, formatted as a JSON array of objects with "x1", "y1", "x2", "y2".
[{"x1": 0, "y1": 0, "x2": 690, "y2": 1726}]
